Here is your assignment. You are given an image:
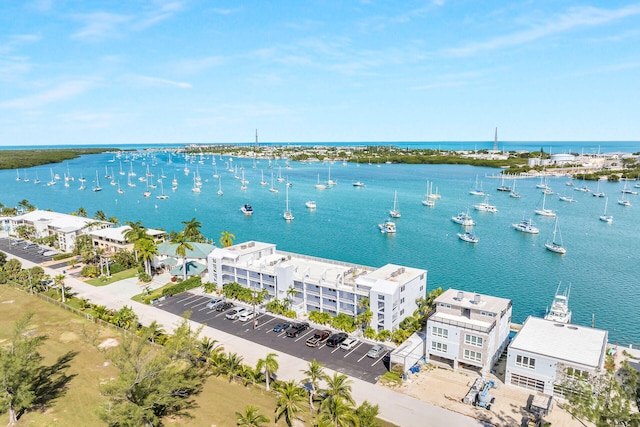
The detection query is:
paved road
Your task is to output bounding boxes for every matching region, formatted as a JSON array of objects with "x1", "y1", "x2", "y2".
[
  {"x1": 2, "y1": 246, "x2": 489, "y2": 427},
  {"x1": 157, "y1": 292, "x2": 390, "y2": 383}
]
